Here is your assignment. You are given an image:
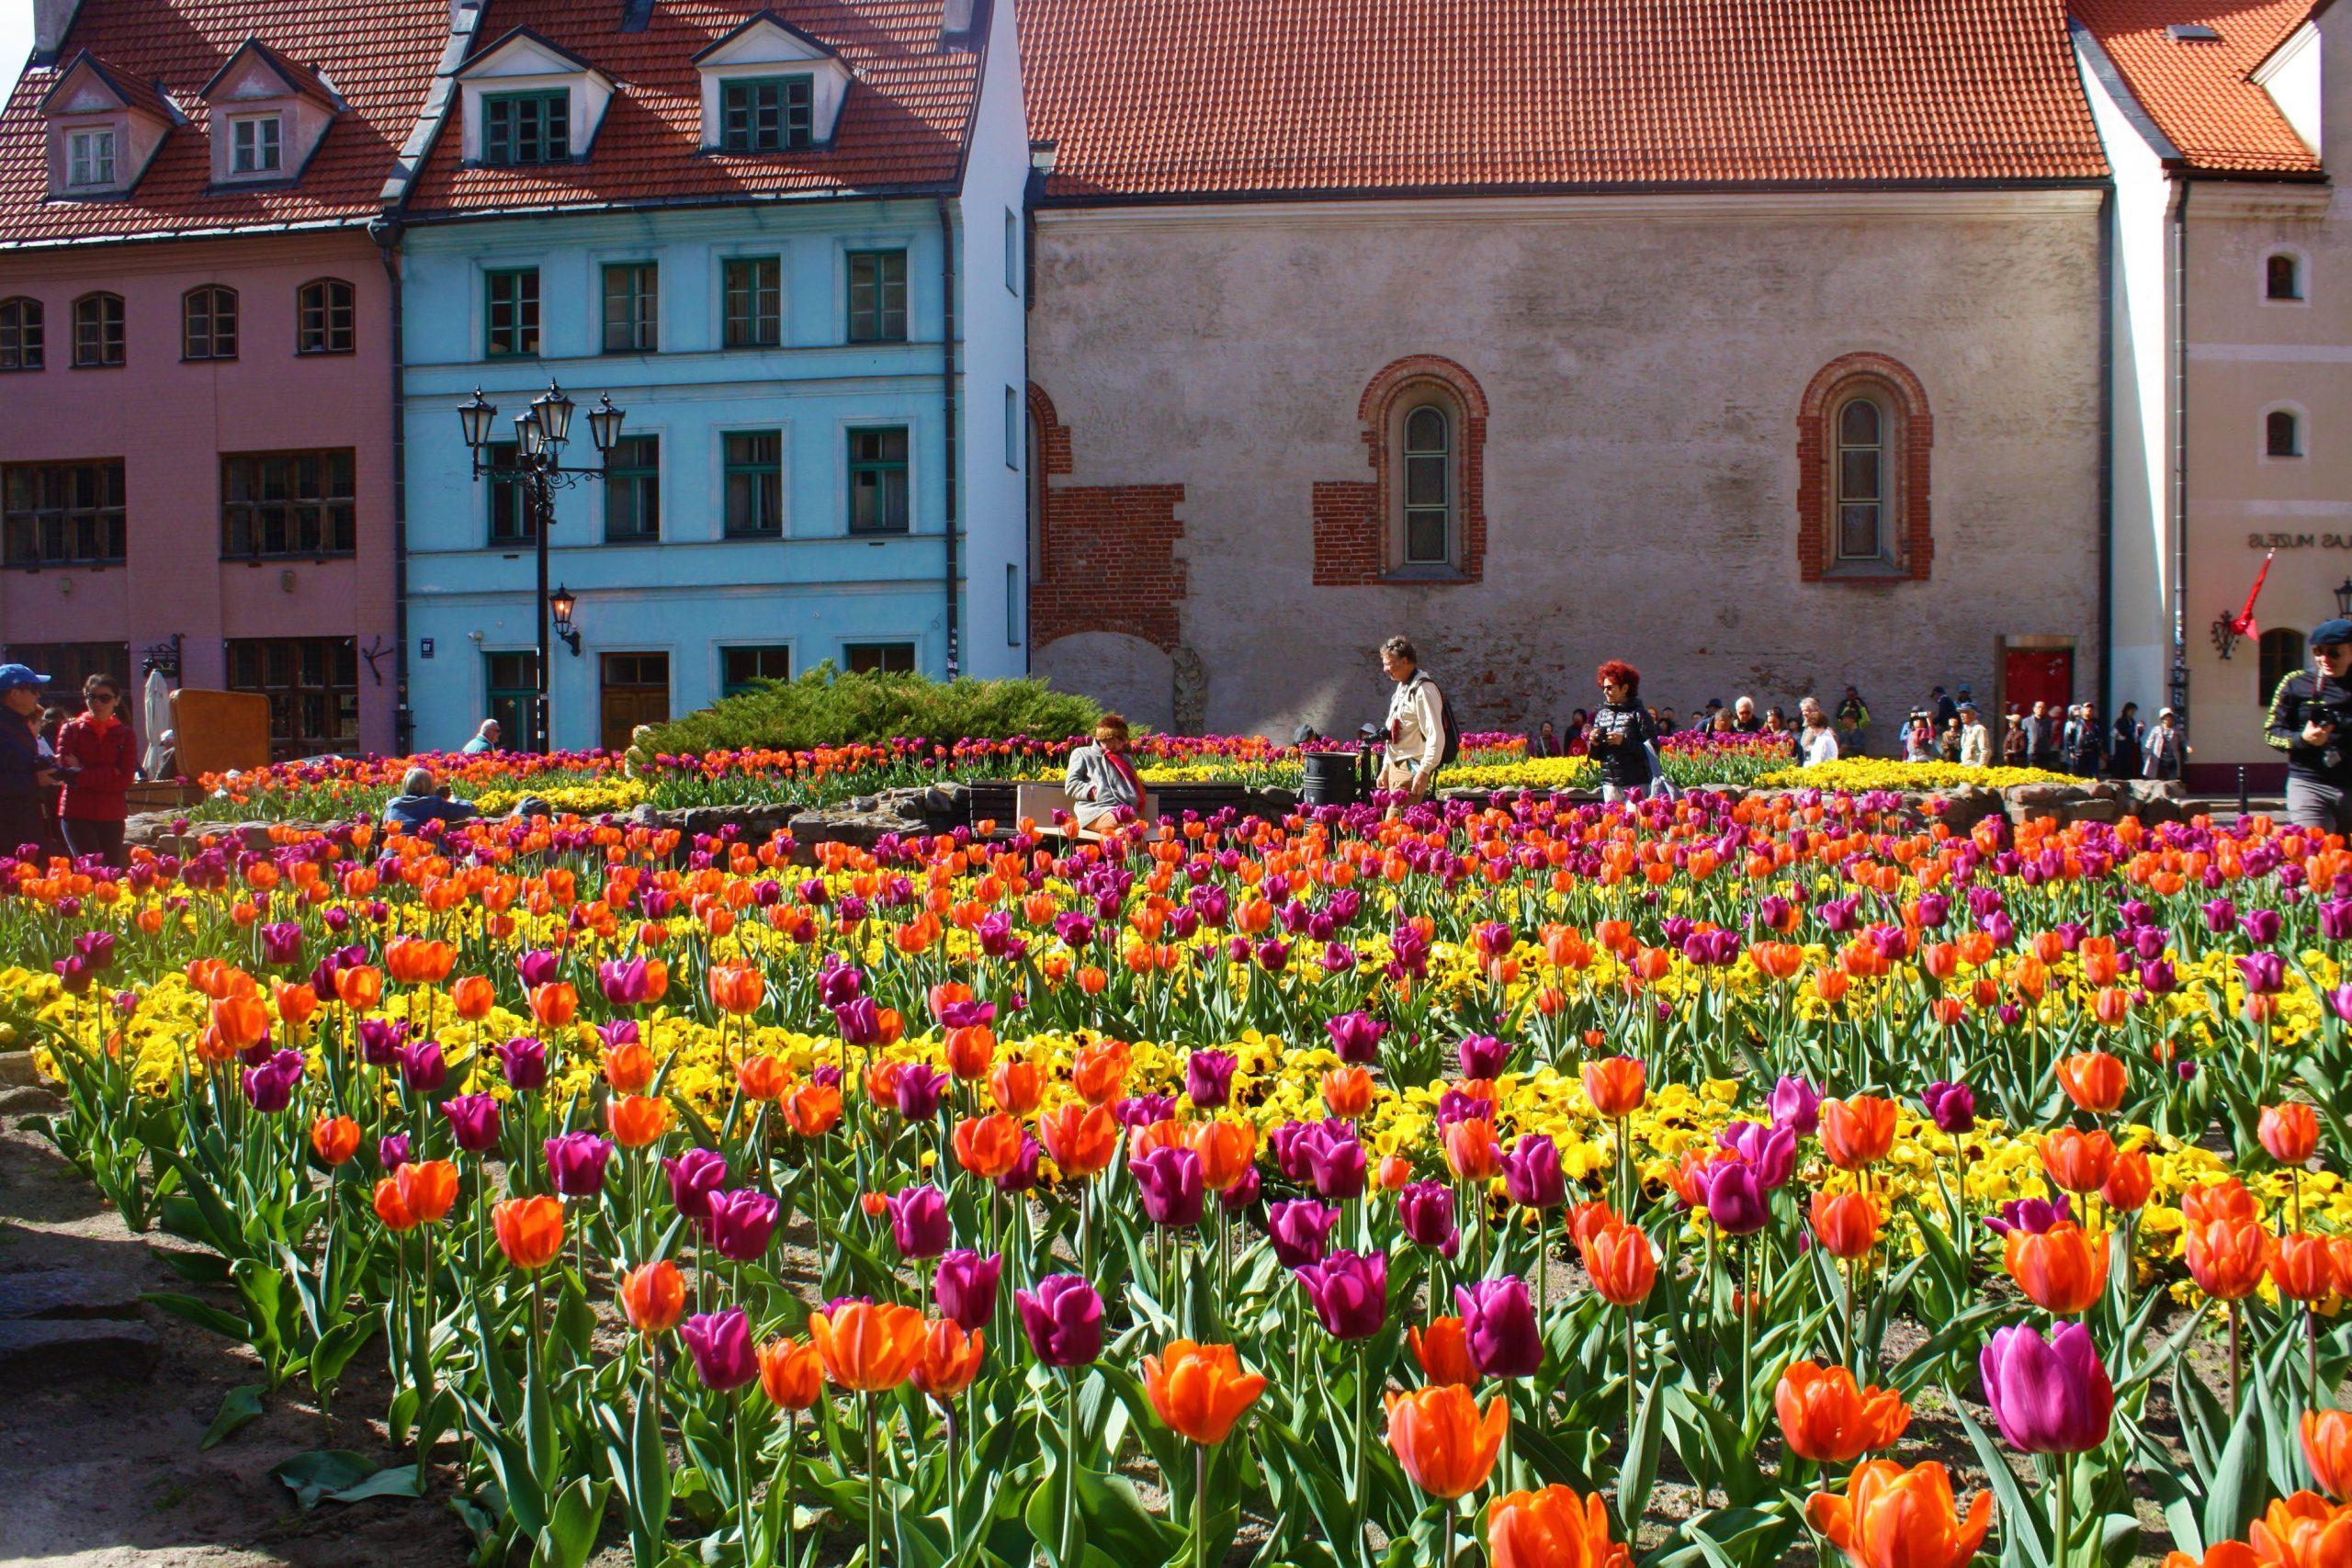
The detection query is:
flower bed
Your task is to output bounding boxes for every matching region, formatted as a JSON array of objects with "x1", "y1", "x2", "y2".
[{"x1": 8, "y1": 787, "x2": 2349, "y2": 1567}]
